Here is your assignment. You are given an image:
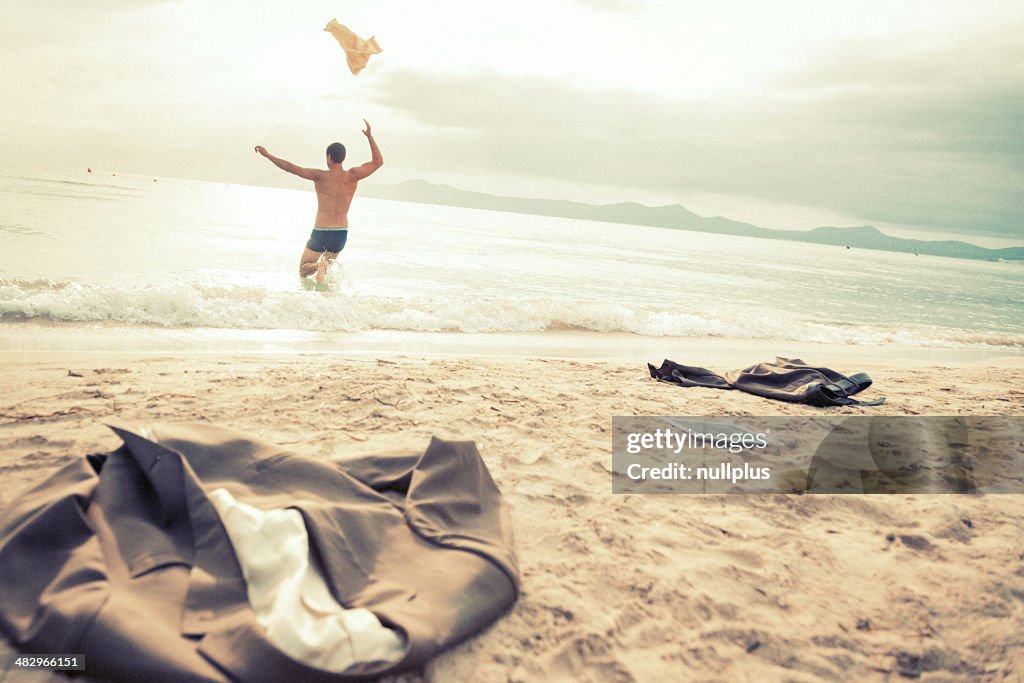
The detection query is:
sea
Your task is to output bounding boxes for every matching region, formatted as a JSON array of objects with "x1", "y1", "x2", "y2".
[{"x1": 1, "y1": 167, "x2": 1022, "y2": 359}]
